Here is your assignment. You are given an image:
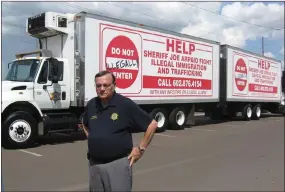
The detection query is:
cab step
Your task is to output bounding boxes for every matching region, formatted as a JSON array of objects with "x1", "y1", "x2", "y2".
[{"x1": 42, "y1": 112, "x2": 80, "y2": 134}]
